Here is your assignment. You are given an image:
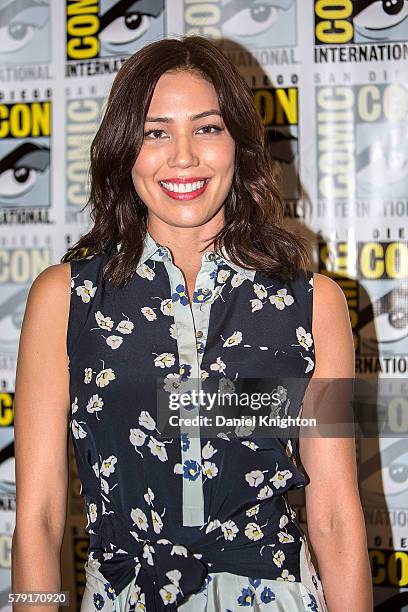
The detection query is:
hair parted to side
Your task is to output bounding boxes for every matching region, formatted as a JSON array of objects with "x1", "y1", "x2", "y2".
[{"x1": 61, "y1": 35, "x2": 310, "y2": 284}]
